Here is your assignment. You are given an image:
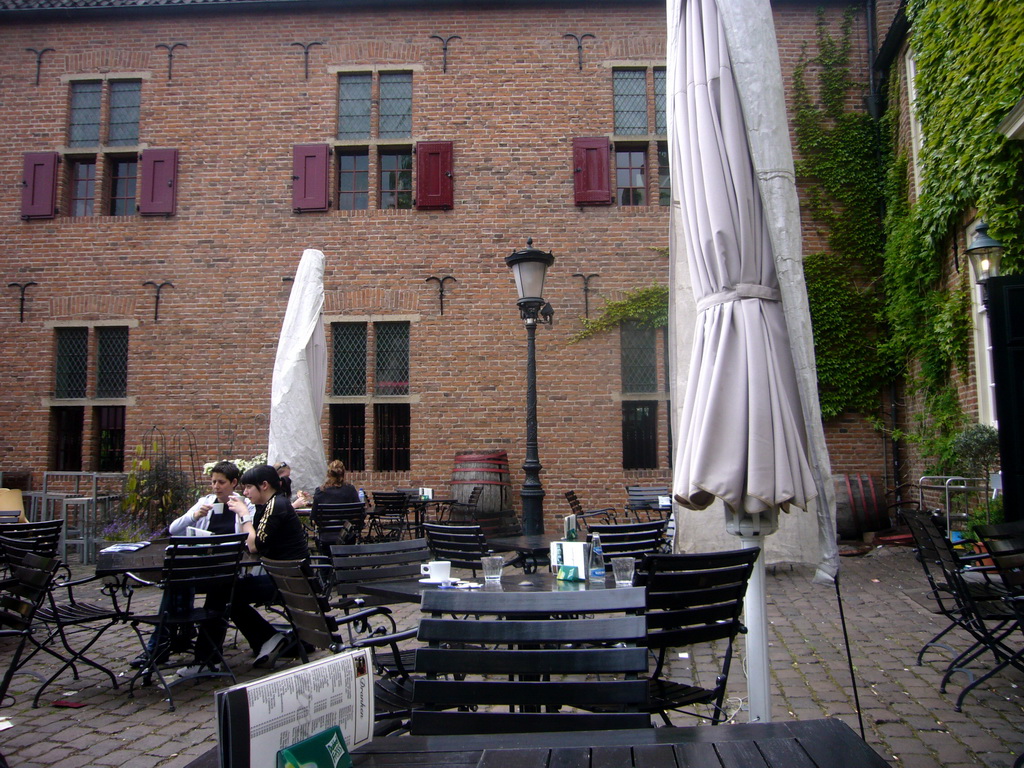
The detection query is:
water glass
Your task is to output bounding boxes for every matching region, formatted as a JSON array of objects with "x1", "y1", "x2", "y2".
[
  {"x1": 482, "y1": 555, "x2": 504, "y2": 581},
  {"x1": 611, "y1": 557, "x2": 635, "y2": 587}
]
